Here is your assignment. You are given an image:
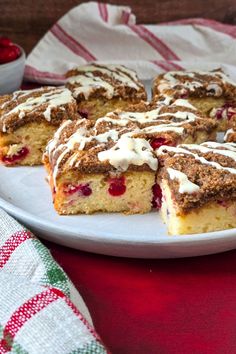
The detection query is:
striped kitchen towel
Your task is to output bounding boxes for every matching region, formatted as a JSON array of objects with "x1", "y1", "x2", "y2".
[
  {"x1": 0, "y1": 208, "x2": 107, "y2": 354},
  {"x1": 25, "y1": 2, "x2": 236, "y2": 84}
]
